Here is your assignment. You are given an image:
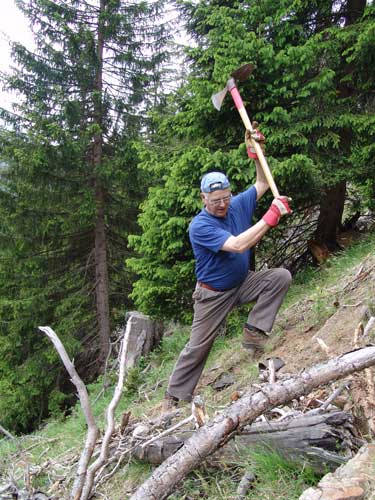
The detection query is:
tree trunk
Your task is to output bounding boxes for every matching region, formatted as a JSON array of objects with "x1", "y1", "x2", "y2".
[
  {"x1": 130, "y1": 346, "x2": 375, "y2": 500},
  {"x1": 93, "y1": 0, "x2": 110, "y2": 369},
  {"x1": 122, "y1": 311, "x2": 164, "y2": 368},
  {"x1": 215, "y1": 410, "x2": 360, "y2": 473},
  {"x1": 345, "y1": 0, "x2": 366, "y2": 26},
  {"x1": 133, "y1": 410, "x2": 360, "y2": 473},
  {"x1": 314, "y1": 0, "x2": 366, "y2": 250},
  {"x1": 94, "y1": 185, "x2": 110, "y2": 369},
  {"x1": 314, "y1": 181, "x2": 346, "y2": 250}
]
